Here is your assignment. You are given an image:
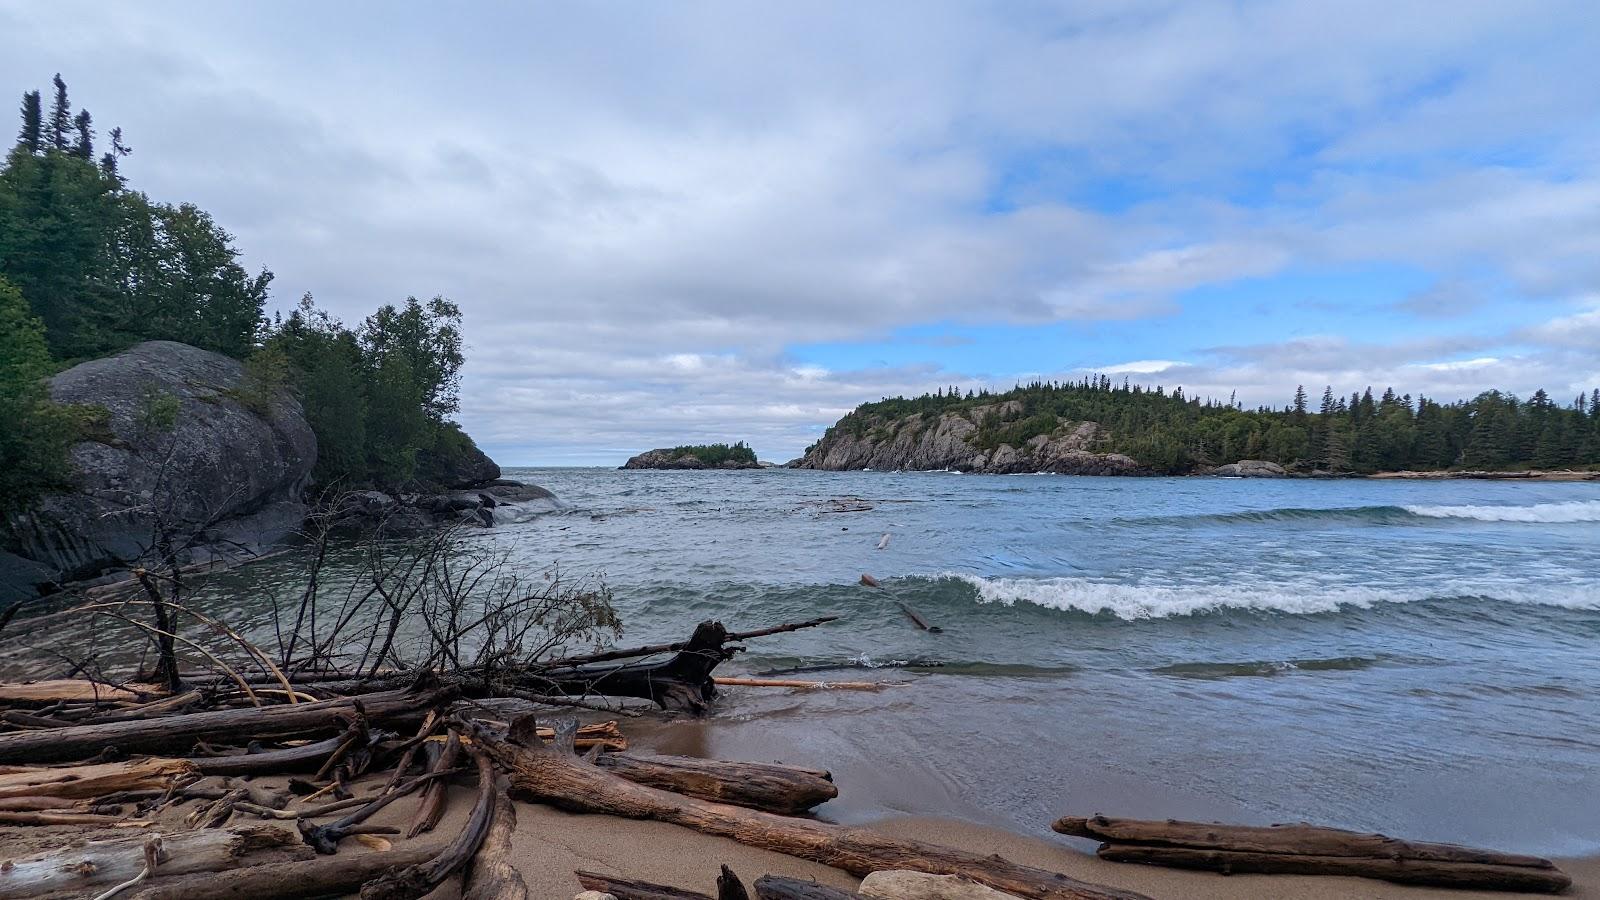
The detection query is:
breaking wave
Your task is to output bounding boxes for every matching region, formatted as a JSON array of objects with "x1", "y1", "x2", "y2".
[
  {"x1": 1402, "y1": 500, "x2": 1600, "y2": 523},
  {"x1": 944, "y1": 573, "x2": 1600, "y2": 620},
  {"x1": 1162, "y1": 499, "x2": 1600, "y2": 526}
]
